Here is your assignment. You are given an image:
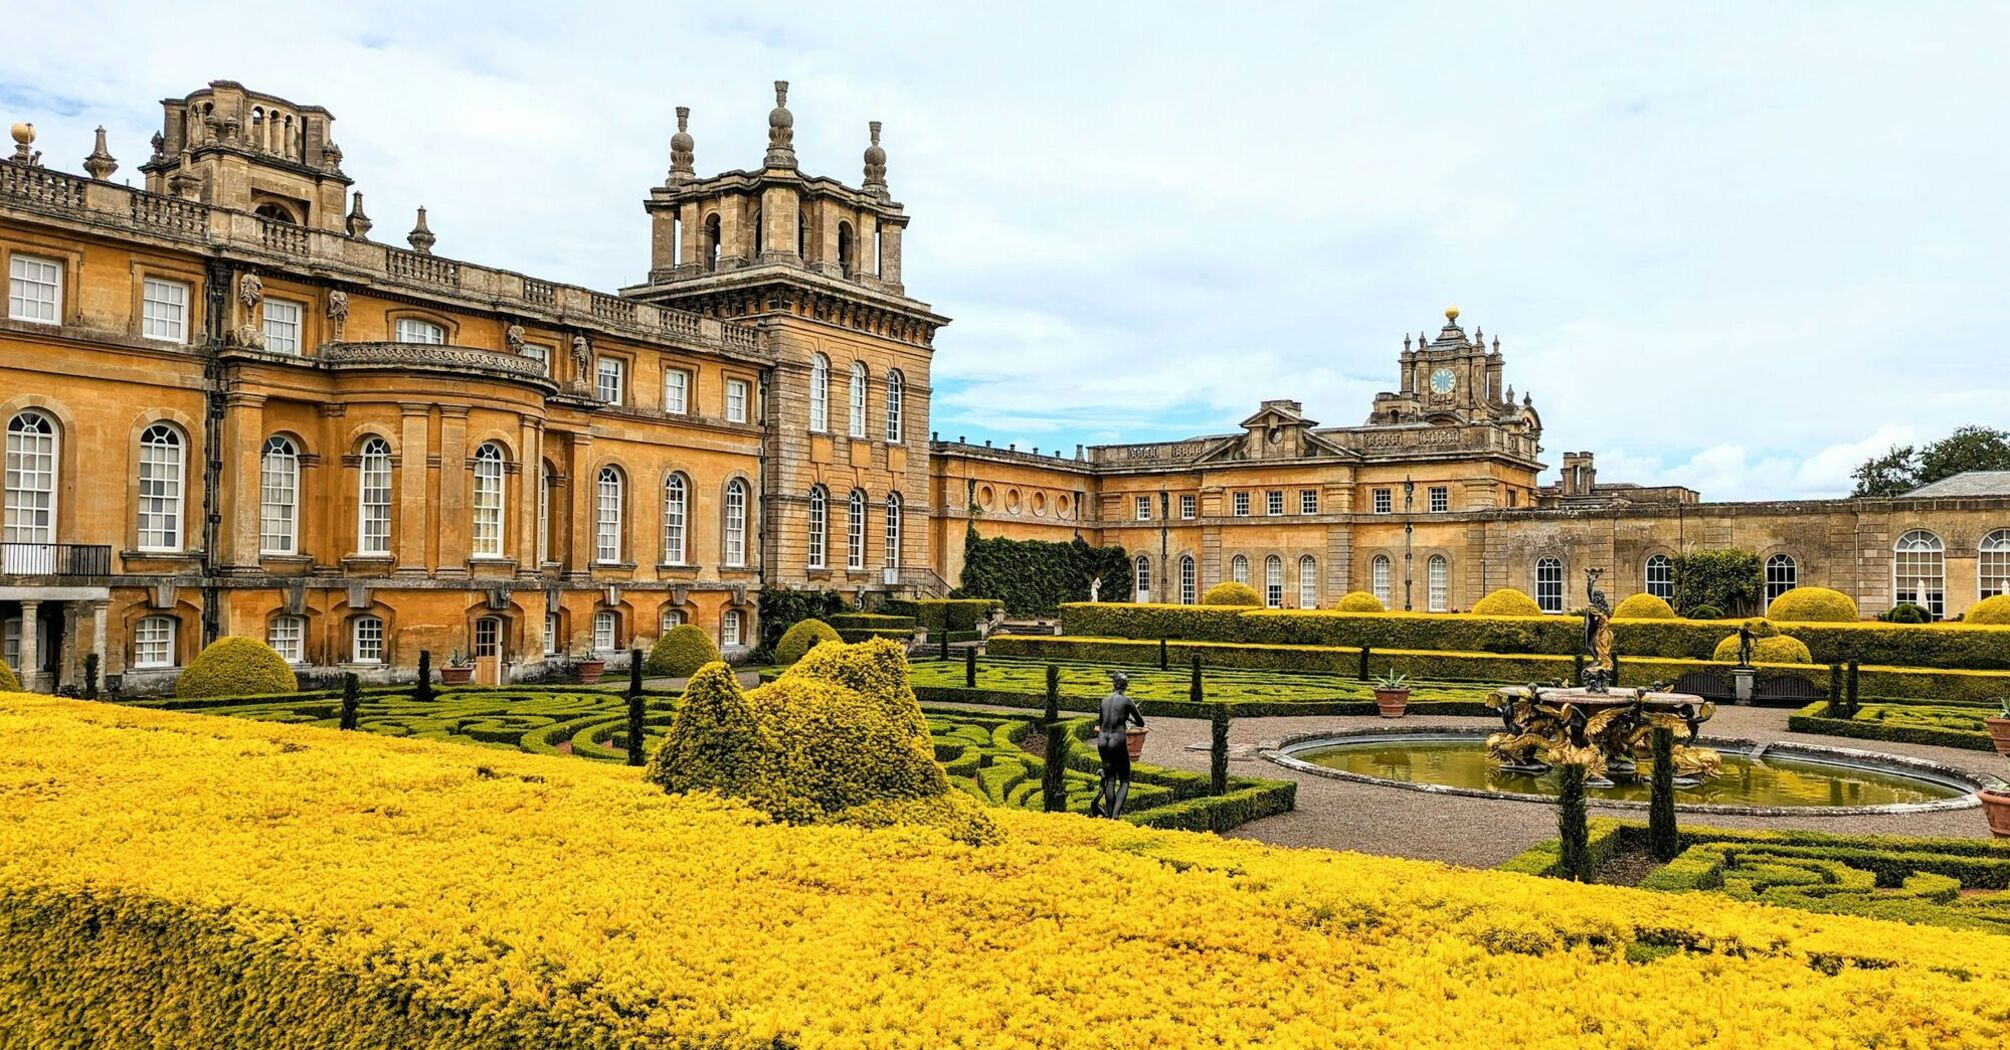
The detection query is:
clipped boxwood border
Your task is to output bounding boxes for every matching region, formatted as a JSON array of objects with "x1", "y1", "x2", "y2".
[{"x1": 1786, "y1": 700, "x2": 2000, "y2": 752}]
